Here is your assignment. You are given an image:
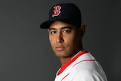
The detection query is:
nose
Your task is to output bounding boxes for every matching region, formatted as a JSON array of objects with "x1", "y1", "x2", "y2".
[{"x1": 56, "y1": 31, "x2": 64, "y2": 43}]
